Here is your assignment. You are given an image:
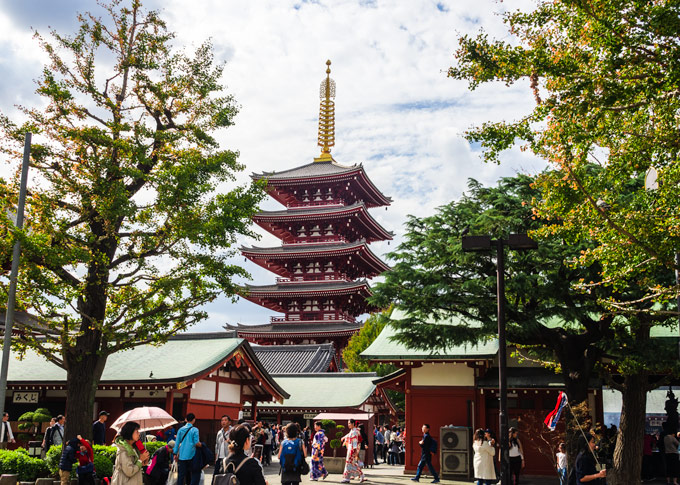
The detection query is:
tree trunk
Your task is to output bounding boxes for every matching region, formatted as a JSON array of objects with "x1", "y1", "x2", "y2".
[
  {"x1": 607, "y1": 373, "x2": 647, "y2": 485},
  {"x1": 63, "y1": 348, "x2": 107, "y2": 441}
]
